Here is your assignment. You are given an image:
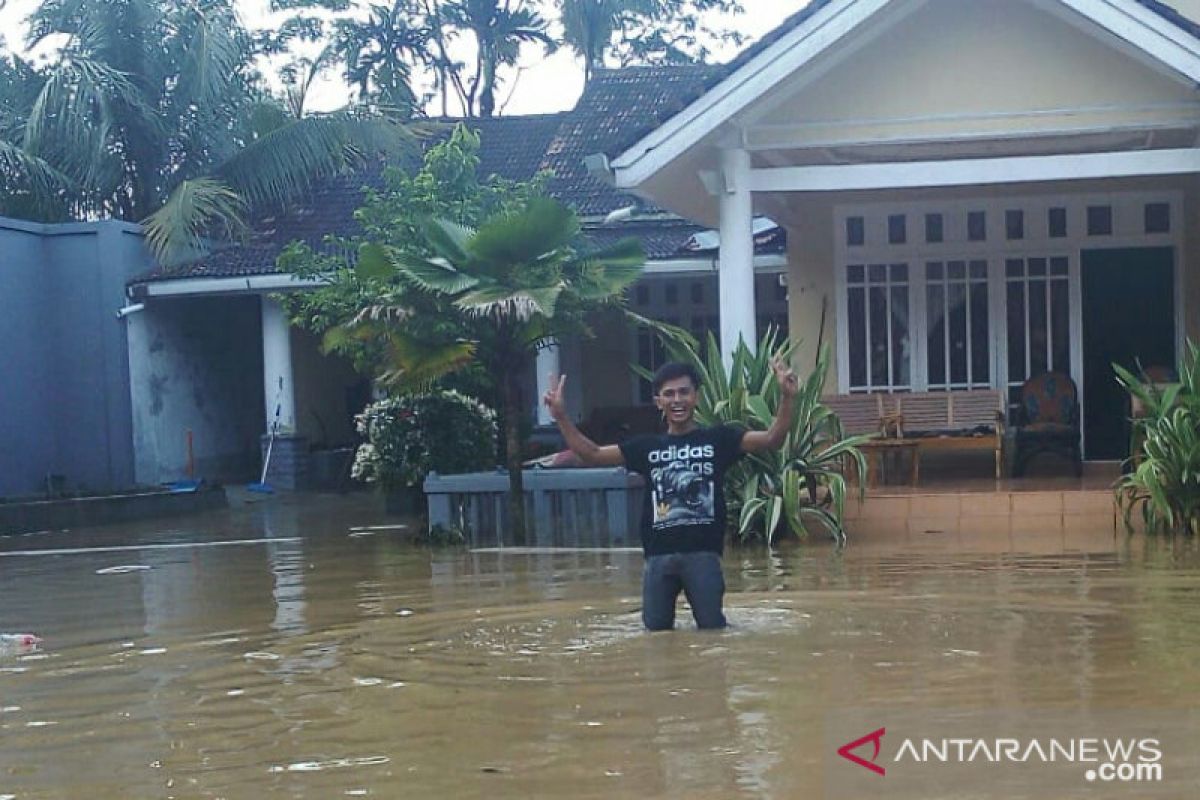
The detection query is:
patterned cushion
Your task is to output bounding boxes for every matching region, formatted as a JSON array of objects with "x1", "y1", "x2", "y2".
[{"x1": 1021, "y1": 372, "x2": 1077, "y2": 425}]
